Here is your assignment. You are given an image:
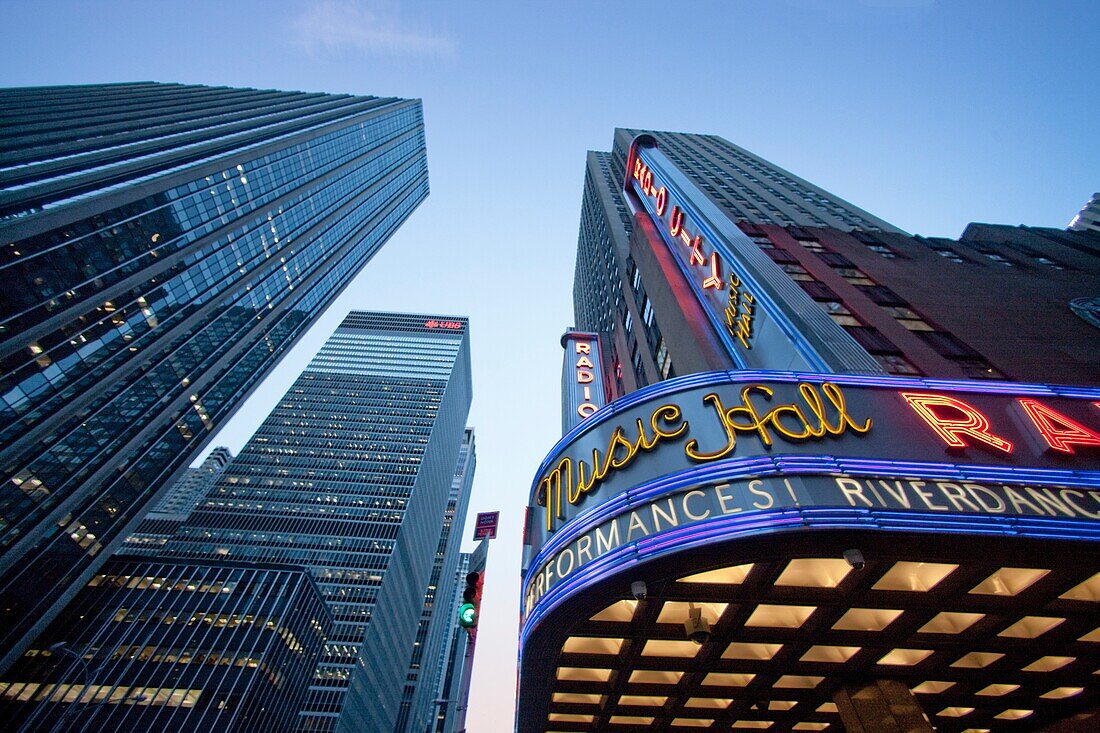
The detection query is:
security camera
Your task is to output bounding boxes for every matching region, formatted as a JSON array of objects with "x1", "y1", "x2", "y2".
[
  {"x1": 630, "y1": 580, "x2": 647, "y2": 600},
  {"x1": 684, "y1": 603, "x2": 711, "y2": 645},
  {"x1": 843, "y1": 549, "x2": 865, "y2": 571}
]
